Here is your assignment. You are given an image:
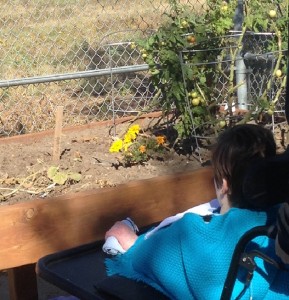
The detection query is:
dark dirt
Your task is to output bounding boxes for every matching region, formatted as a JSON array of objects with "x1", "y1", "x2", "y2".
[
  {"x1": 0, "y1": 117, "x2": 204, "y2": 206},
  {"x1": 0, "y1": 116, "x2": 288, "y2": 207}
]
